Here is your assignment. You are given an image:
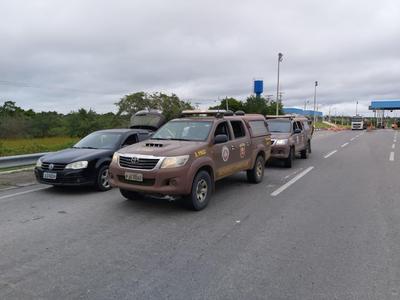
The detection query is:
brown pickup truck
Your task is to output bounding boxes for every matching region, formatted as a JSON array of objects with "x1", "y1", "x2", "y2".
[
  {"x1": 109, "y1": 111, "x2": 271, "y2": 210},
  {"x1": 265, "y1": 115, "x2": 313, "y2": 168}
]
